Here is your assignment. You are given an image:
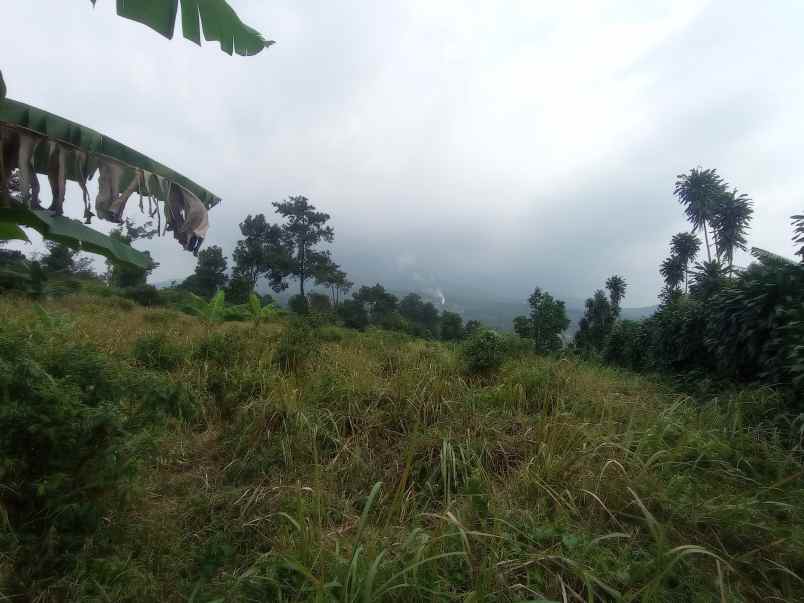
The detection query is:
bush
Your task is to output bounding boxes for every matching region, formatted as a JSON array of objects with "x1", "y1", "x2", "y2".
[
  {"x1": 288, "y1": 294, "x2": 309, "y2": 315},
  {"x1": 337, "y1": 299, "x2": 369, "y2": 330},
  {"x1": 604, "y1": 319, "x2": 649, "y2": 371},
  {"x1": 133, "y1": 333, "x2": 186, "y2": 371},
  {"x1": 126, "y1": 370, "x2": 198, "y2": 423},
  {"x1": 462, "y1": 329, "x2": 506, "y2": 374},
  {"x1": 273, "y1": 319, "x2": 319, "y2": 372},
  {"x1": 0, "y1": 320, "x2": 128, "y2": 585},
  {"x1": 122, "y1": 284, "x2": 164, "y2": 307},
  {"x1": 193, "y1": 331, "x2": 242, "y2": 366}
]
